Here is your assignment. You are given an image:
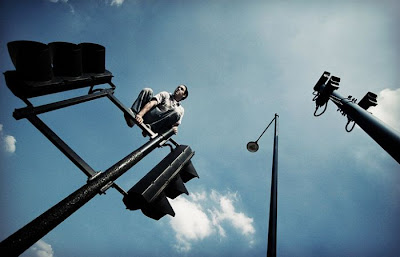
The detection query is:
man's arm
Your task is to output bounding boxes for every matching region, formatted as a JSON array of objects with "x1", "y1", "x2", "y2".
[{"x1": 135, "y1": 100, "x2": 157, "y2": 124}]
